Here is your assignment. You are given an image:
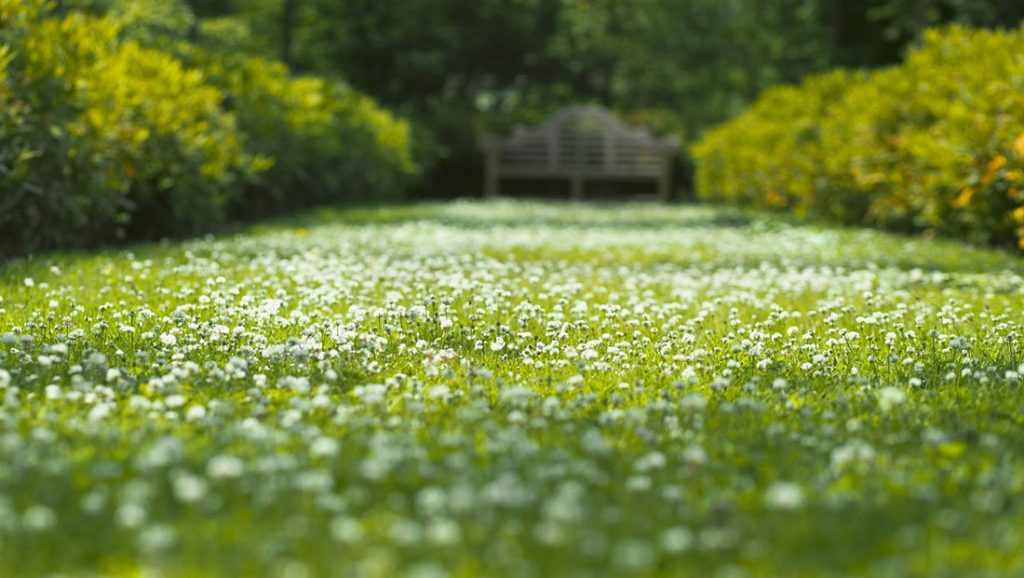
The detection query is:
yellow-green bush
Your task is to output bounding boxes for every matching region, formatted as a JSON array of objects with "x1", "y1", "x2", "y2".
[
  {"x1": 181, "y1": 47, "x2": 415, "y2": 217},
  {"x1": 693, "y1": 25, "x2": 1024, "y2": 249},
  {"x1": 0, "y1": 0, "x2": 414, "y2": 257},
  {"x1": 0, "y1": 0, "x2": 255, "y2": 255}
]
